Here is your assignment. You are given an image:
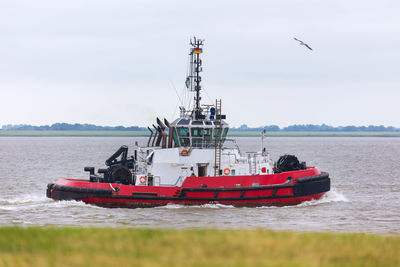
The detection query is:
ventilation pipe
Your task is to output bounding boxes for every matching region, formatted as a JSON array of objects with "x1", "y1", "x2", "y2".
[
  {"x1": 155, "y1": 126, "x2": 163, "y2": 147},
  {"x1": 156, "y1": 118, "x2": 167, "y2": 149},
  {"x1": 164, "y1": 118, "x2": 174, "y2": 148},
  {"x1": 152, "y1": 124, "x2": 158, "y2": 146},
  {"x1": 147, "y1": 127, "x2": 153, "y2": 147}
]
